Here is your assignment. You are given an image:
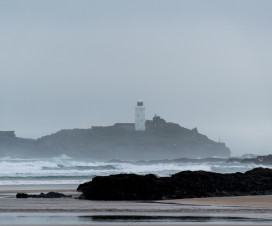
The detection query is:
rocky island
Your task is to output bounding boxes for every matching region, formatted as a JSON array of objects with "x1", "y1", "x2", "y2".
[{"x1": 0, "y1": 115, "x2": 230, "y2": 160}]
